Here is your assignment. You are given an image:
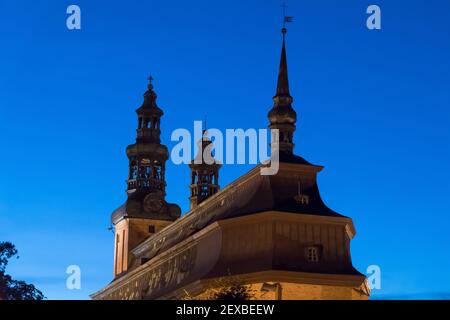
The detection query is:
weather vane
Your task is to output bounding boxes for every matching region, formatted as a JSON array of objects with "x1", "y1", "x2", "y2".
[{"x1": 281, "y1": 2, "x2": 294, "y2": 32}]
